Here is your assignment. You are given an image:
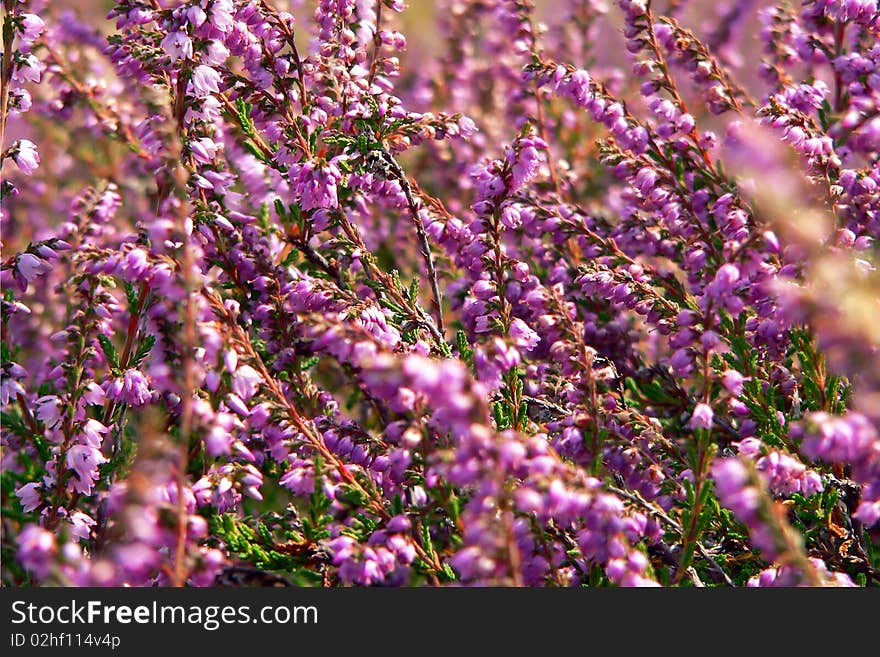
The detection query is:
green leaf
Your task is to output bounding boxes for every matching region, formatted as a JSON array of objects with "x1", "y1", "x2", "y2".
[
  {"x1": 299, "y1": 355, "x2": 320, "y2": 371},
  {"x1": 456, "y1": 330, "x2": 474, "y2": 362},
  {"x1": 366, "y1": 94, "x2": 380, "y2": 119},
  {"x1": 335, "y1": 484, "x2": 368, "y2": 508},
  {"x1": 274, "y1": 198, "x2": 287, "y2": 219},
  {"x1": 243, "y1": 139, "x2": 267, "y2": 162},
  {"x1": 234, "y1": 98, "x2": 256, "y2": 137},
  {"x1": 97, "y1": 334, "x2": 119, "y2": 369},
  {"x1": 420, "y1": 522, "x2": 435, "y2": 558},
  {"x1": 492, "y1": 401, "x2": 510, "y2": 430},
  {"x1": 516, "y1": 402, "x2": 528, "y2": 429},
  {"x1": 0, "y1": 411, "x2": 28, "y2": 437},
  {"x1": 321, "y1": 133, "x2": 356, "y2": 148},
  {"x1": 130, "y1": 335, "x2": 156, "y2": 368},
  {"x1": 124, "y1": 282, "x2": 139, "y2": 311}
]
